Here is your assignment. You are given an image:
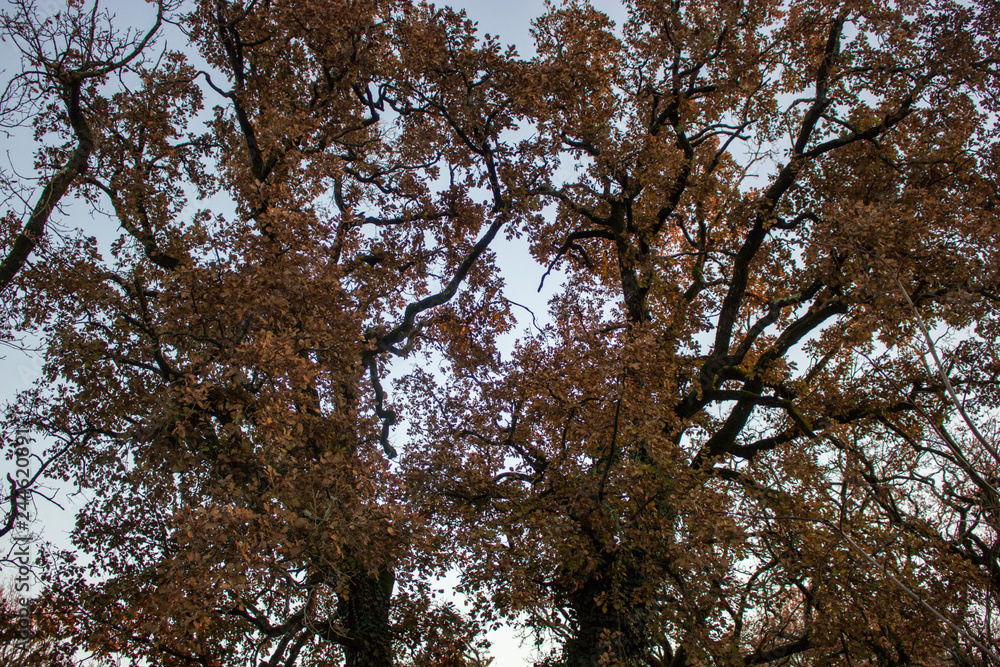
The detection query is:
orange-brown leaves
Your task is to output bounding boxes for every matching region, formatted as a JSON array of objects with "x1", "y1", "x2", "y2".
[{"x1": 4, "y1": 1, "x2": 1000, "y2": 665}]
